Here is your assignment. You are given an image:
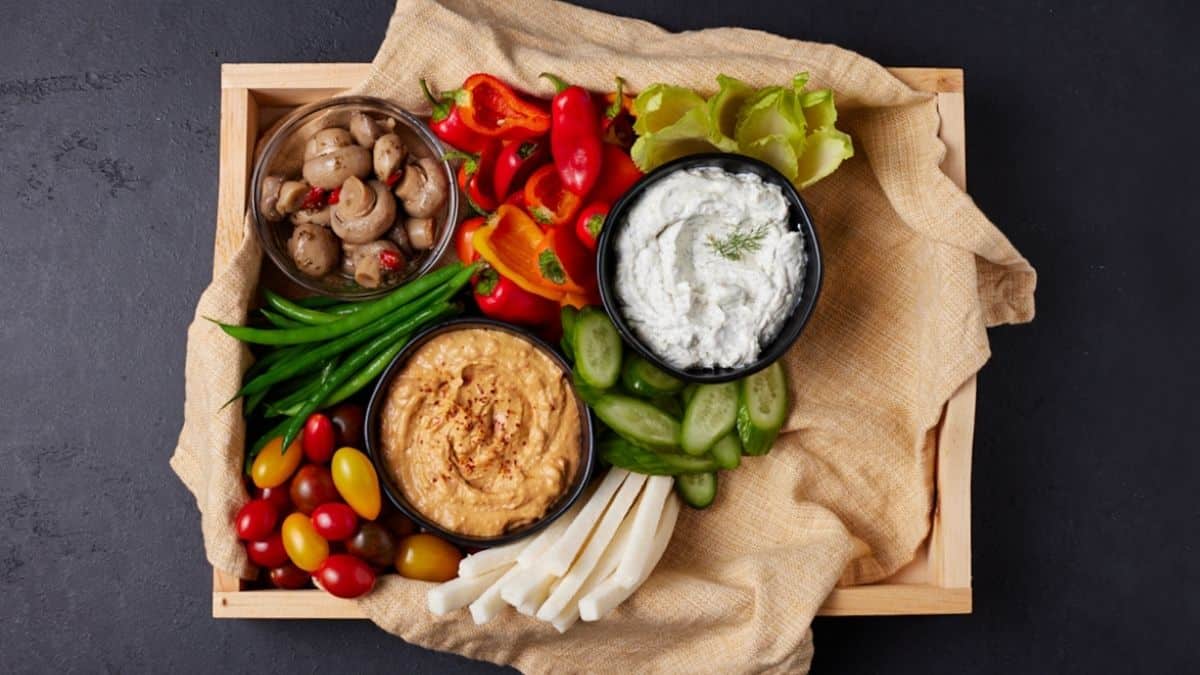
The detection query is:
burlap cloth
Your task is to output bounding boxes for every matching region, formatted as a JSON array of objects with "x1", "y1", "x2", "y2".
[{"x1": 171, "y1": 0, "x2": 1036, "y2": 671}]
